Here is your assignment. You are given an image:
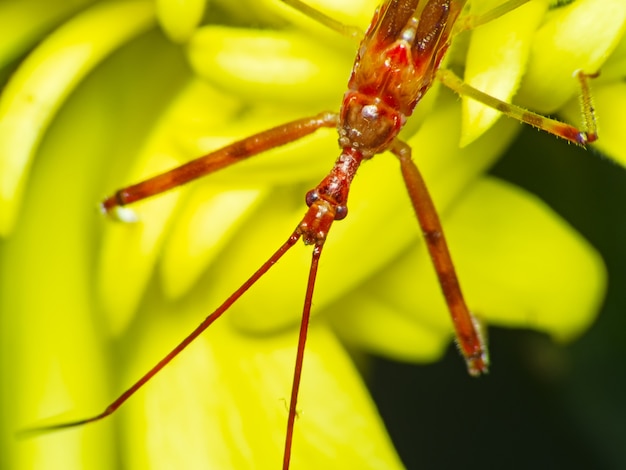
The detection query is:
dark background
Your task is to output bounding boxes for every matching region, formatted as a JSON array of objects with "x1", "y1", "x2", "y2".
[{"x1": 369, "y1": 127, "x2": 626, "y2": 470}]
